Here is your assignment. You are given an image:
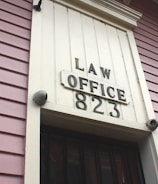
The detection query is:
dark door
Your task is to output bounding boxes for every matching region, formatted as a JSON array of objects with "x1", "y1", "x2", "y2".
[{"x1": 41, "y1": 127, "x2": 145, "y2": 184}]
